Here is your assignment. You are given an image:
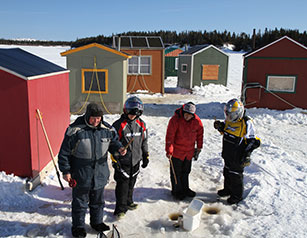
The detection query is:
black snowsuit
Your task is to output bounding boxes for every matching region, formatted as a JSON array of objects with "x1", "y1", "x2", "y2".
[
  {"x1": 58, "y1": 115, "x2": 122, "y2": 228},
  {"x1": 112, "y1": 114, "x2": 148, "y2": 215},
  {"x1": 217, "y1": 115, "x2": 259, "y2": 200}
]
